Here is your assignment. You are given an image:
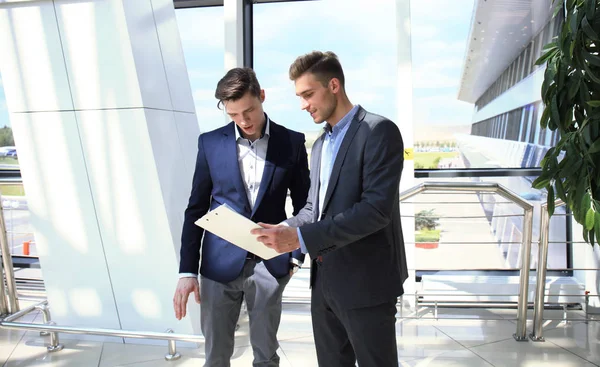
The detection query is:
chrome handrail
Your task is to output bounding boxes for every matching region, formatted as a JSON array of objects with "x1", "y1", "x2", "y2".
[
  {"x1": 530, "y1": 198, "x2": 566, "y2": 342},
  {"x1": 0, "y1": 192, "x2": 19, "y2": 313},
  {"x1": 400, "y1": 182, "x2": 534, "y2": 341}
]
